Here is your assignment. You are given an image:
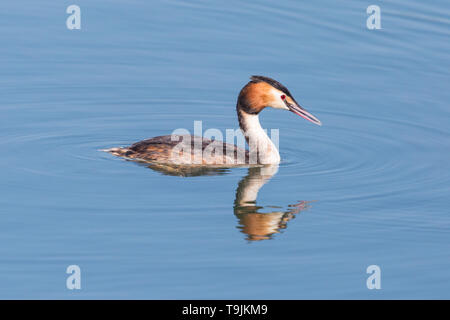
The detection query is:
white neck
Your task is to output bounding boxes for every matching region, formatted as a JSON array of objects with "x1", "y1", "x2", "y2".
[{"x1": 238, "y1": 110, "x2": 280, "y2": 164}]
